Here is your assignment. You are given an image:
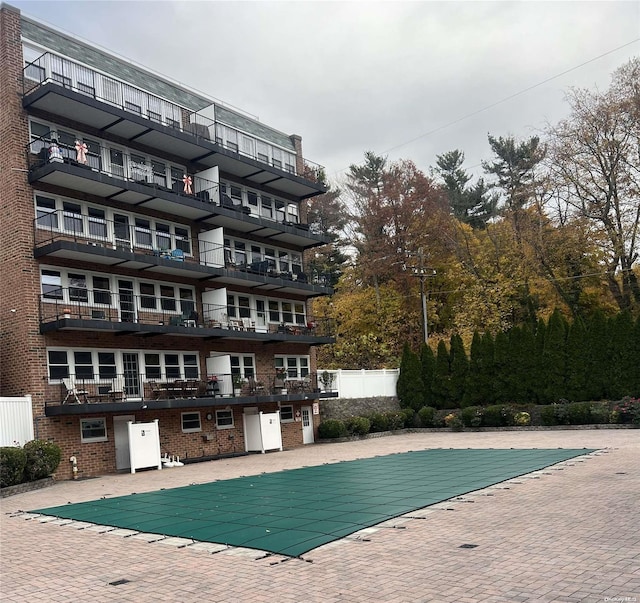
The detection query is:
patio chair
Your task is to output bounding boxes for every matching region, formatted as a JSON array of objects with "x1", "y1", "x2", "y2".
[
  {"x1": 109, "y1": 376, "x2": 126, "y2": 402},
  {"x1": 62, "y1": 377, "x2": 89, "y2": 404}
]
